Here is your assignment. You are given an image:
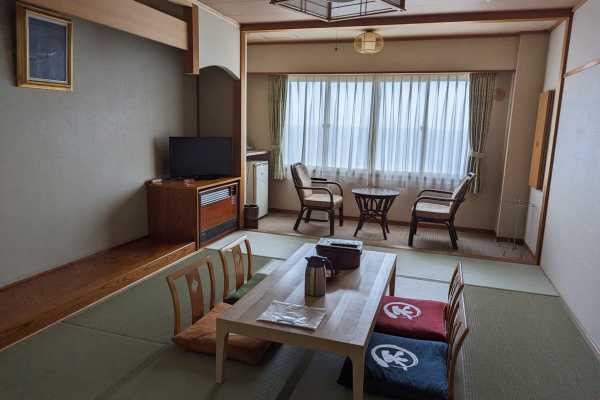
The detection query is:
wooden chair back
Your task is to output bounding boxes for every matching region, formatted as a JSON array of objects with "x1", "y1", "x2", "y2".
[
  {"x1": 446, "y1": 262, "x2": 465, "y2": 320},
  {"x1": 218, "y1": 235, "x2": 253, "y2": 297},
  {"x1": 166, "y1": 256, "x2": 216, "y2": 335},
  {"x1": 446, "y1": 291, "x2": 469, "y2": 400}
]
